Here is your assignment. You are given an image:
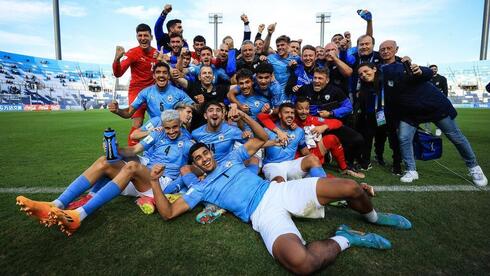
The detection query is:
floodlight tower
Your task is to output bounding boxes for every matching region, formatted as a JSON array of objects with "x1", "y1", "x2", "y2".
[
  {"x1": 53, "y1": 0, "x2": 62, "y2": 60},
  {"x1": 316, "y1": 12, "x2": 331, "y2": 47},
  {"x1": 209, "y1": 13, "x2": 223, "y2": 50},
  {"x1": 480, "y1": 0, "x2": 489, "y2": 60}
]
